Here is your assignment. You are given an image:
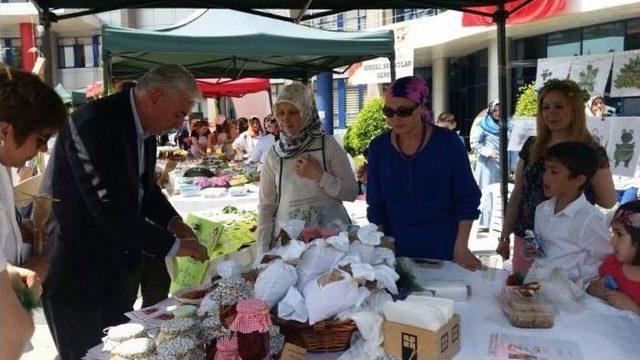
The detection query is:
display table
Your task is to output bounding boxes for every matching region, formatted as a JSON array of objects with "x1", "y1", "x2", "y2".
[
  {"x1": 85, "y1": 262, "x2": 640, "y2": 359},
  {"x1": 169, "y1": 190, "x2": 260, "y2": 213}
]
